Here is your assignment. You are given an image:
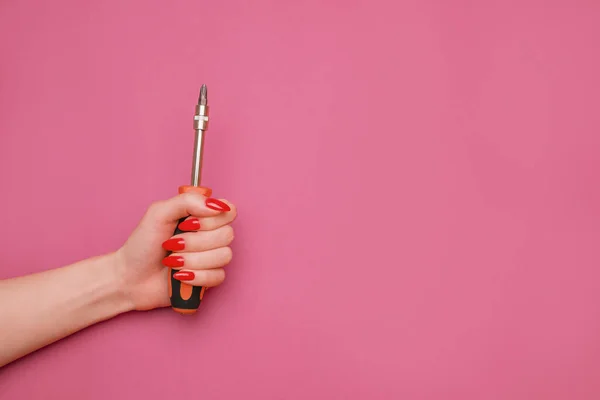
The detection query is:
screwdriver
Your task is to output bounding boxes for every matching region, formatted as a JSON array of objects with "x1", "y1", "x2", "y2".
[{"x1": 167, "y1": 84, "x2": 212, "y2": 315}]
